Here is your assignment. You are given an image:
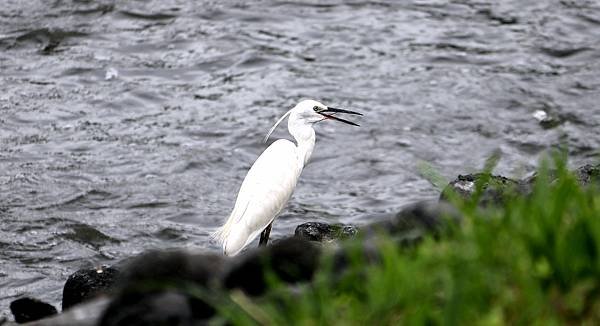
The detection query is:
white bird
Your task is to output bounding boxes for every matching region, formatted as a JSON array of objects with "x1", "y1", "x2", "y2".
[{"x1": 213, "y1": 99, "x2": 362, "y2": 256}]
